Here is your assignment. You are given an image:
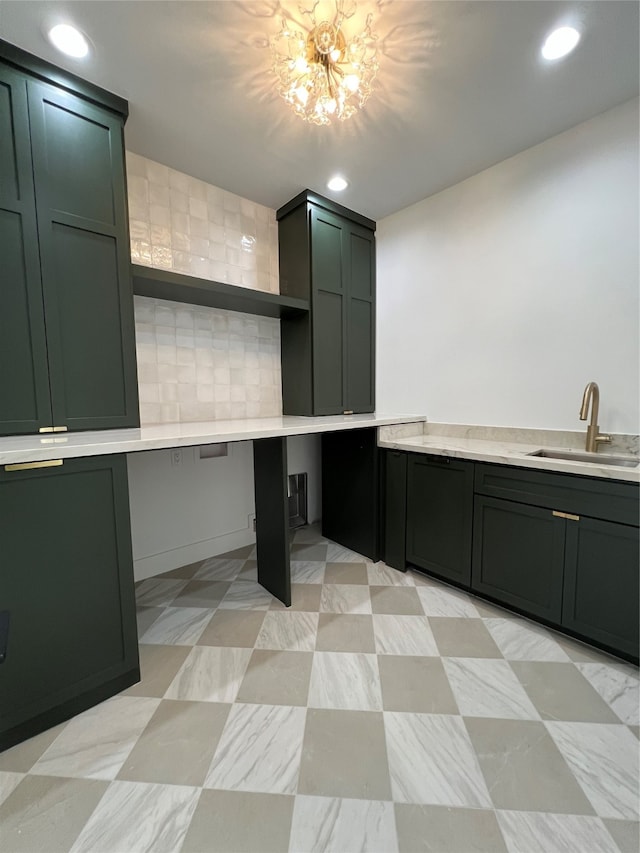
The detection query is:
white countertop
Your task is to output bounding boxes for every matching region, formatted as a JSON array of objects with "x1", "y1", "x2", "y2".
[
  {"x1": 378, "y1": 433, "x2": 640, "y2": 484},
  {"x1": 0, "y1": 414, "x2": 426, "y2": 465}
]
